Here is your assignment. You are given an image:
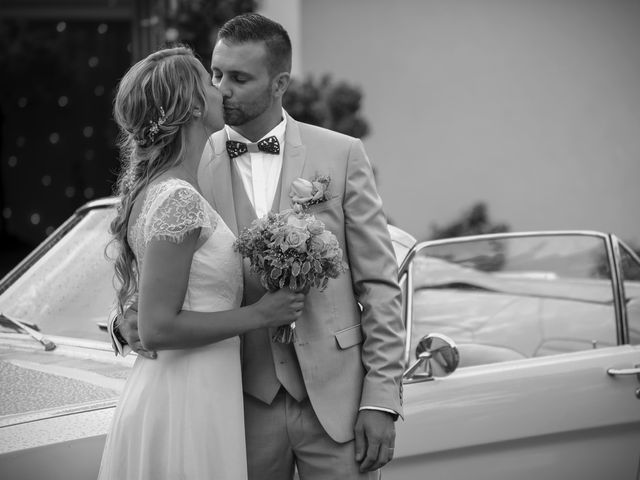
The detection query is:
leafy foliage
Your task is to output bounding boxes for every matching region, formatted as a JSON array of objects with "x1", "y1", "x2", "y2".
[
  {"x1": 163, "y1": 0, "x2": 256, "y2": 62},
  {"x1": 283, "y1": 75, "x2": 370, "y2": 139},
  {"x1": 429, "y1": 202, "x2": 509, "y2": 240}
]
